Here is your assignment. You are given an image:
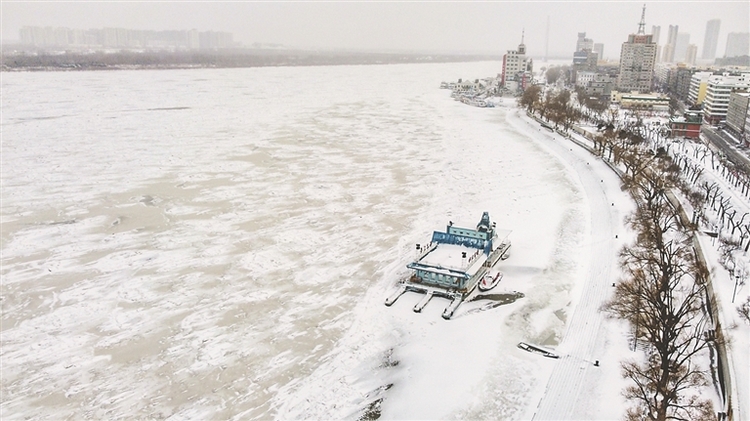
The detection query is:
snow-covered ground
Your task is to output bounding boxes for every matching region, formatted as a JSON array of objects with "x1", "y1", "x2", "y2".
[
  {"x1": 574, "y1": 117, "x2": 750, "y2": 419},
  {"x1": 669, "y1": 140, "x2": 750, "y2": 420},
  {"x1": 0, "y1": 62, "x2": 706, "y2": 420},
  {"x1": 274, "y1": 105, "x2": 639, "y2": 420}
]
